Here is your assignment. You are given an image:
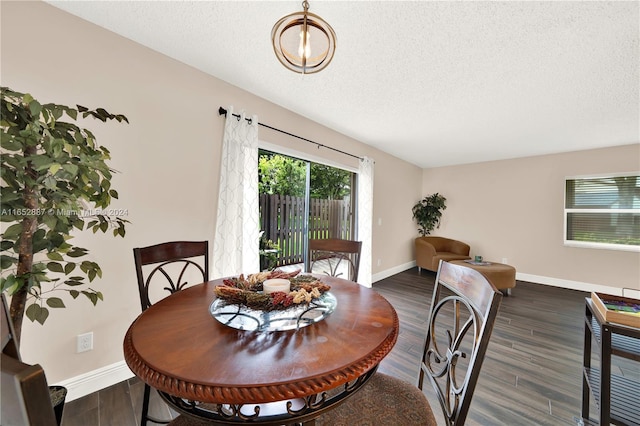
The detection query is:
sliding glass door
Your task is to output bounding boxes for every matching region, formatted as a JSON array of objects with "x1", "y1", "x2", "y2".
[{"x1": 258, "y1": 149, "x2": 355, "y2": 270}]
